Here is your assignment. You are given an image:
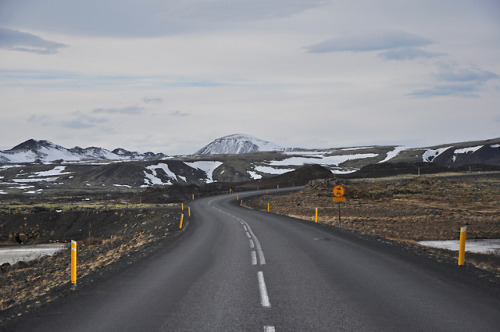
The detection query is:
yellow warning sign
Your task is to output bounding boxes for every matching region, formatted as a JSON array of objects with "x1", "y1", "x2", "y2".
[{"x1": 333, "y1": 185, "x2": 345, "y2": 197}]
